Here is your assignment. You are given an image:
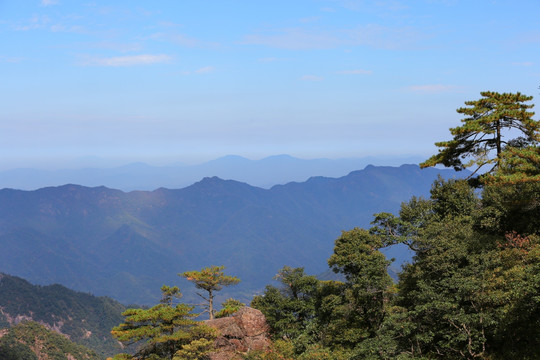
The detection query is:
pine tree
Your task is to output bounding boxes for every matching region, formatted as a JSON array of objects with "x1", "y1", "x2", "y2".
[
  {"x1": 180, "y1": 265, "x2": 240, "y2": 320},
  {"x1": 110, "y1": 285, "x2": 215, "y2": 359},
  {"x1": 420, "y1": 91, "x2": 539, "y2": 179}
]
